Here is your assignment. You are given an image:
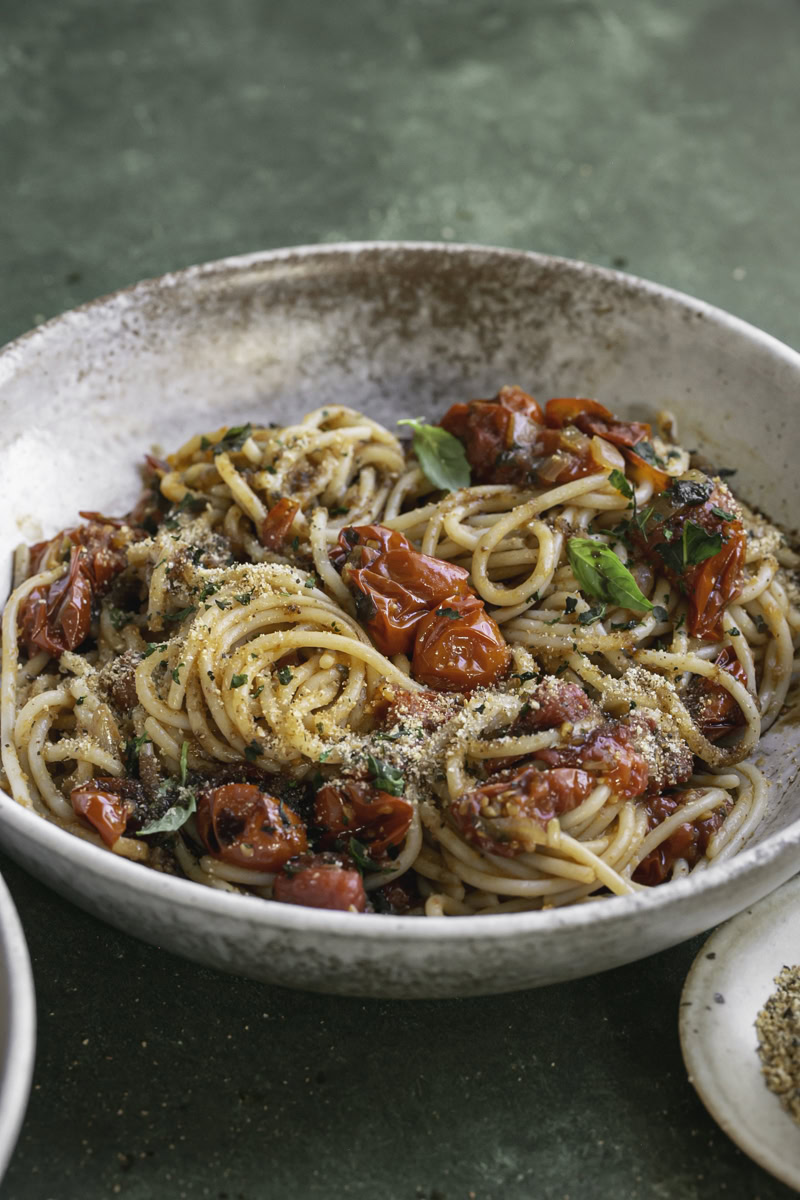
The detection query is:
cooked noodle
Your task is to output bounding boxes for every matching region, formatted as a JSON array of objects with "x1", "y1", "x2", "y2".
[{"x1": 1, "y1": 395, "x2": 797, "y2": 915}]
